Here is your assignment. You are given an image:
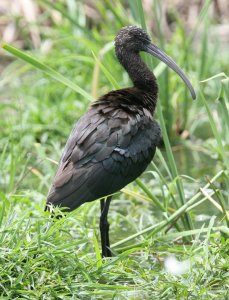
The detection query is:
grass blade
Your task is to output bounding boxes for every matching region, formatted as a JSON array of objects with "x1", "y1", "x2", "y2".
[{"x1": 2, "y1": 43, "x2": 93, "y2": 102}]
